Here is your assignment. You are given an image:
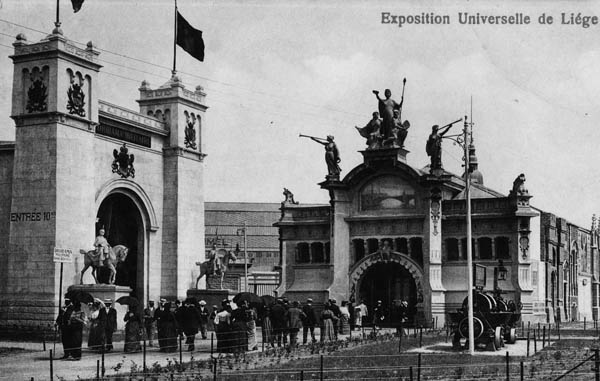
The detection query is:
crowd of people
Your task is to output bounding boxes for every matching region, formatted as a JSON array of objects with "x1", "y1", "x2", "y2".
[{"x1": 55, "y1": 295, "x2": 407, "y2": 360}]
